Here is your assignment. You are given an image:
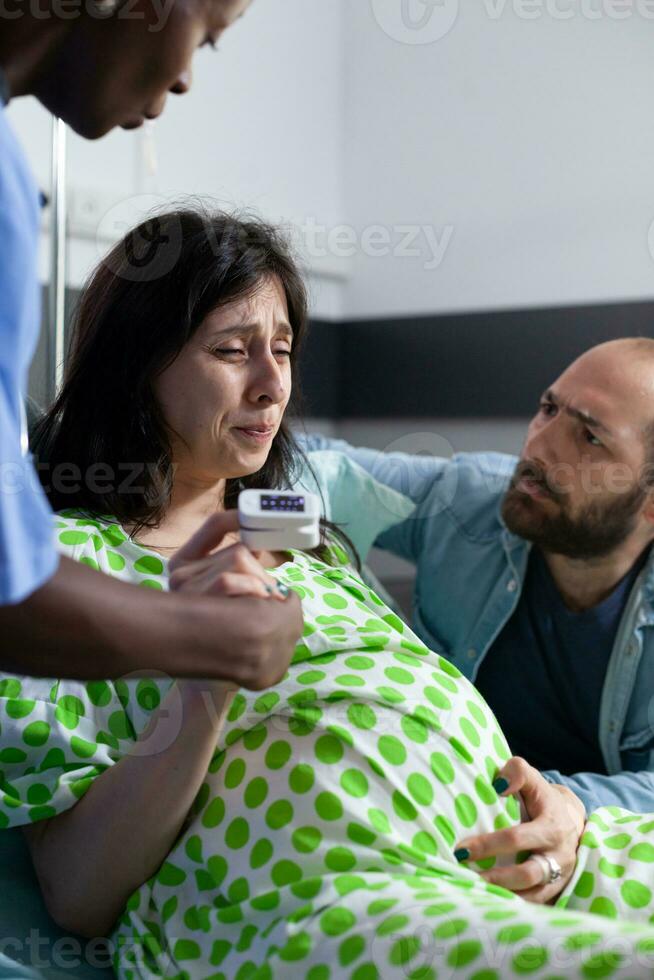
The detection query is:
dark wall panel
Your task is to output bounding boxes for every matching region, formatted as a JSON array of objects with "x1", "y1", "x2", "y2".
[
  {"x1": 339, "y1": 301, "x2": 654, "y2": 418},
  {"x1": 295, "y1": 320, "x2": 342, "y2": 419},
  {"x1": 34, "y1": 292, "x2": 654, "y2": 419}
]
